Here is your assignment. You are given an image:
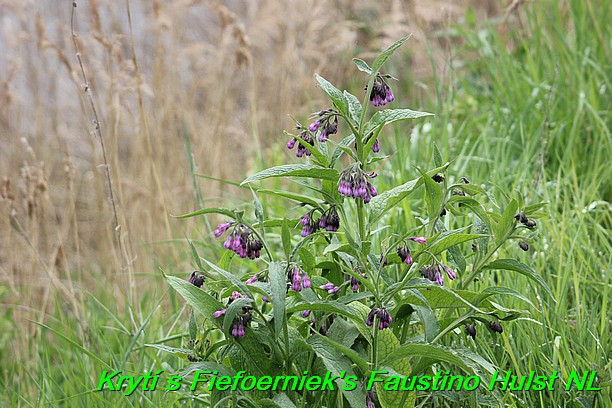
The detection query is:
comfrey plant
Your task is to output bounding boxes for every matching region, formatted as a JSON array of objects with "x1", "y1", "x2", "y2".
[{"x1": 159, "y1": 37, "x2": 549, "y2": 408}]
